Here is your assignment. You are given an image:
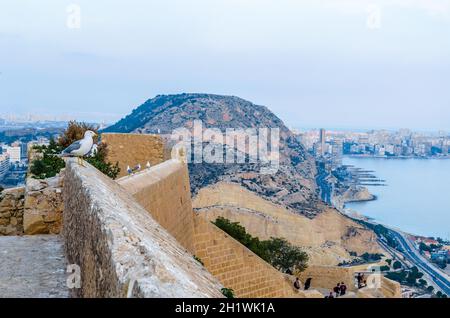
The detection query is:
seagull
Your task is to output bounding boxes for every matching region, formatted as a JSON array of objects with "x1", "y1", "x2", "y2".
[
  {"x1": 87, "y1": 143, "x2": 98, "y2": 157},
  {"x1": 61, "y1": 130, "x2": 97, "y2": 166},
  {"x1": 132, "y1": 163, "x2": 141, "y2": 172}
]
